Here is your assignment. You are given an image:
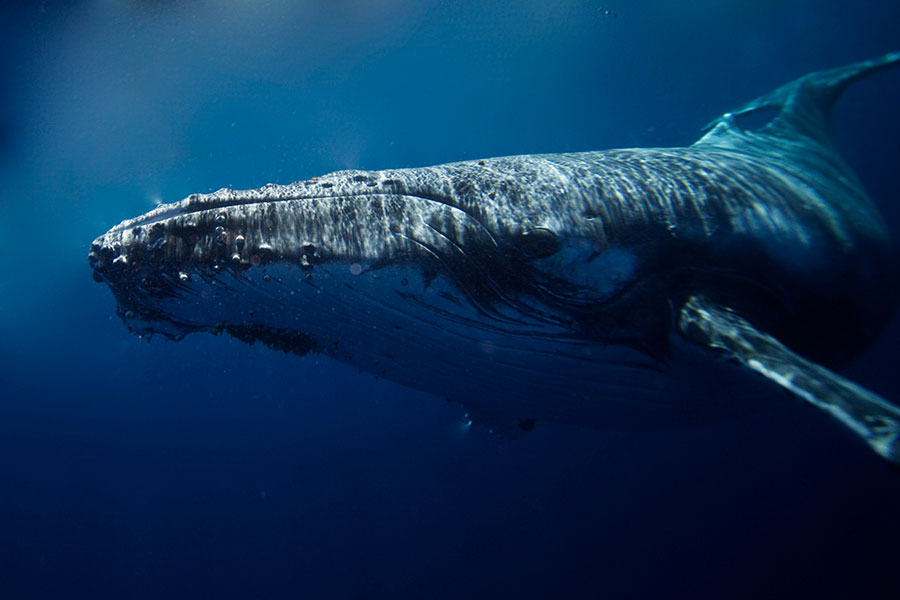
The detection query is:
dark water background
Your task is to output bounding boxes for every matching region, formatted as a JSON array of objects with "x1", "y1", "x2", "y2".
[{"x1": 1, "y1": 1, "x2": 899, "y2": 598}]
